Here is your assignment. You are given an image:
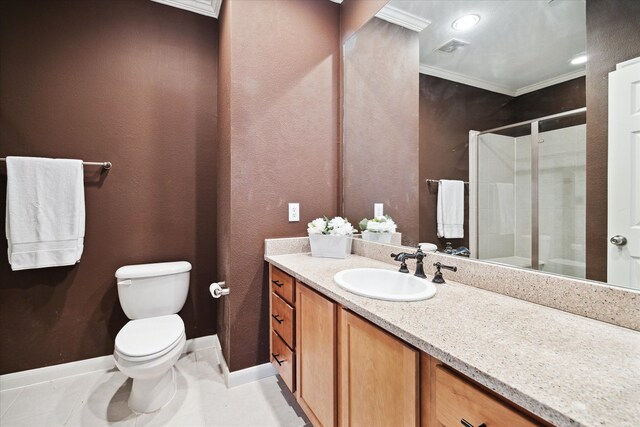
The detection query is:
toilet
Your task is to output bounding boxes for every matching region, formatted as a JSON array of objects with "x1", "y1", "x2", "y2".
[{"x1": 113, "y1": 261, "x2": 192, "y2": 413}]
